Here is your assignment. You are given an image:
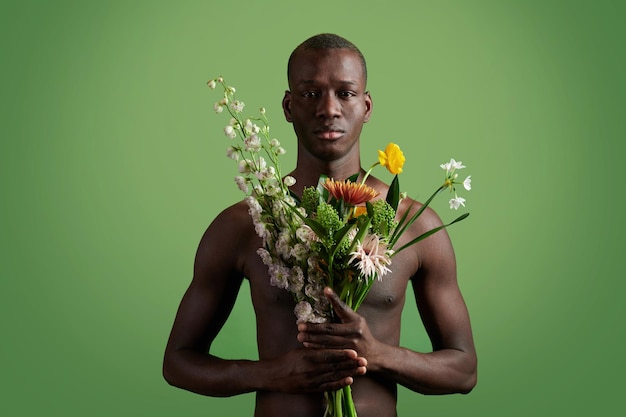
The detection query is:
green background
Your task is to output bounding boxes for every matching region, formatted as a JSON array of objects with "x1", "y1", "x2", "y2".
[{"x1": 2, "y1": 0, "x2": 624, "y2": 415}]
